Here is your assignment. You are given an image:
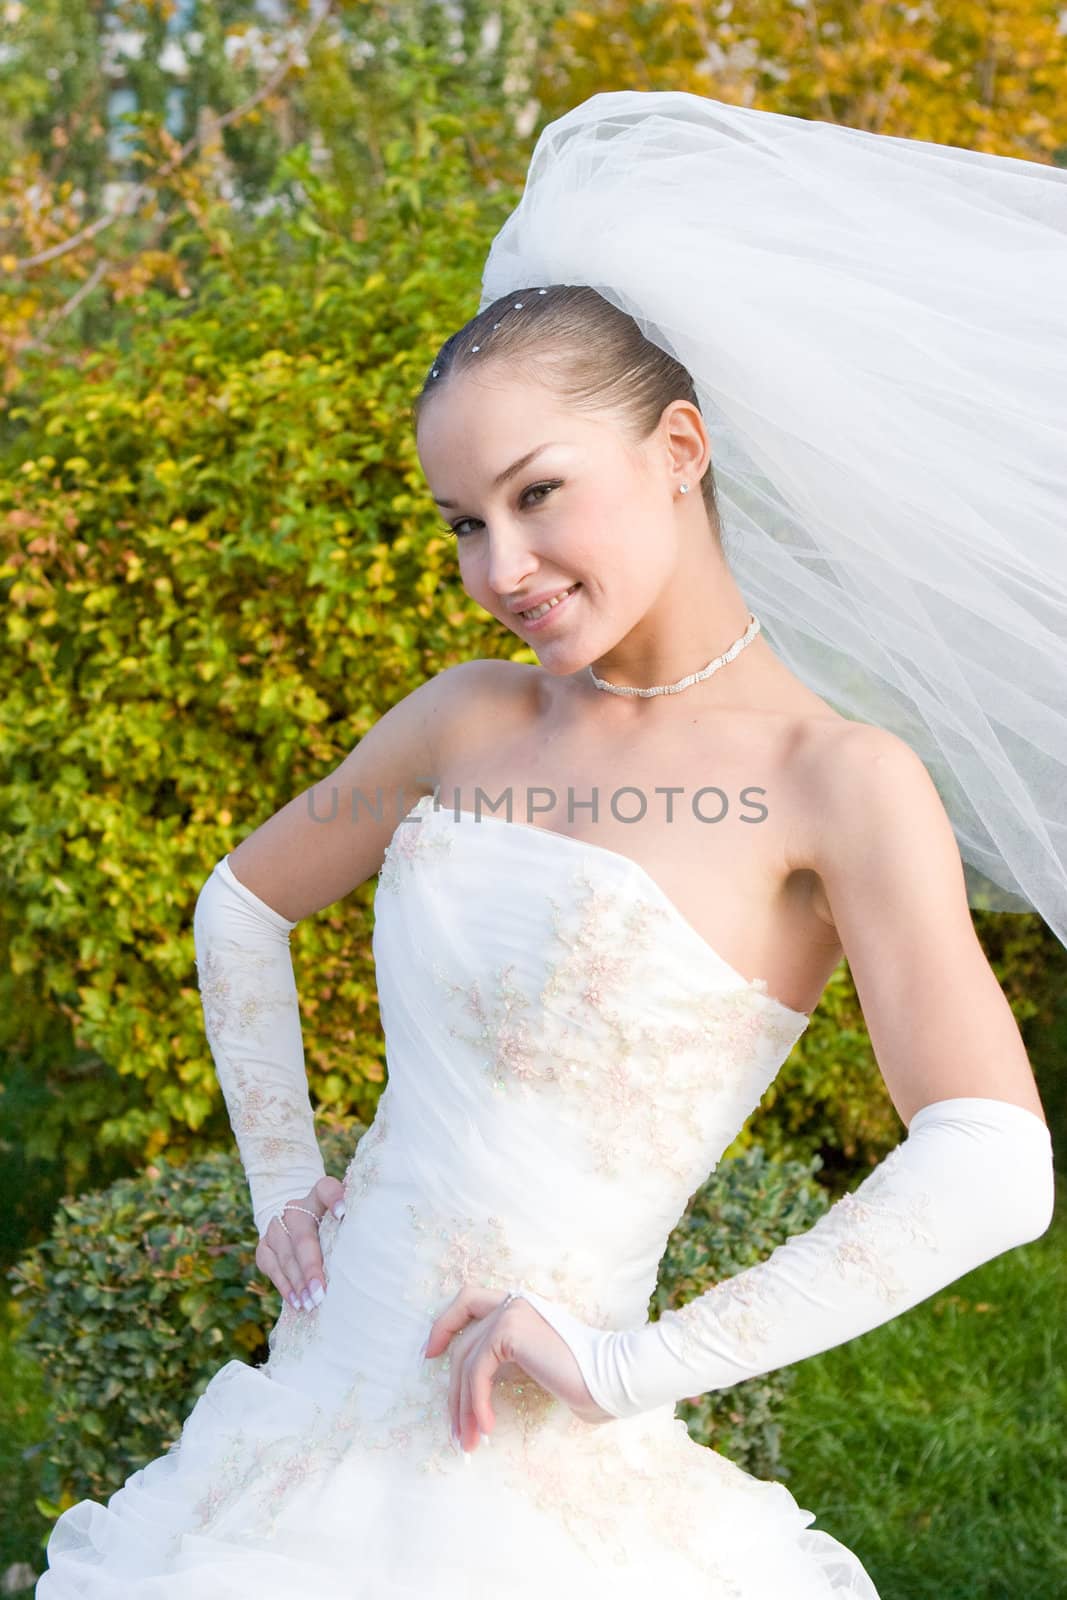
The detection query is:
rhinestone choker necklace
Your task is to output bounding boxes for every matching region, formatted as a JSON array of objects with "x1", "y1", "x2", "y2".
[{"x1": 587, "y1": 612, "x2": 762, "y2": 698}]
